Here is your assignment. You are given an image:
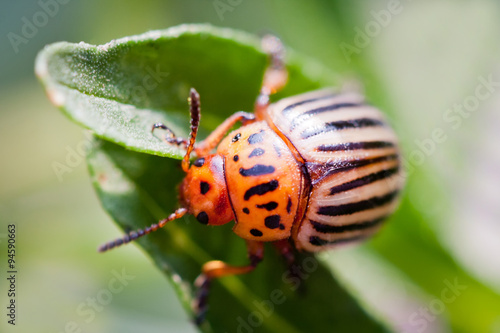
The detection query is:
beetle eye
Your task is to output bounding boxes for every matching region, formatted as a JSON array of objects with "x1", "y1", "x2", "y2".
[{"x1": 194, "y1": 158, "x2": 205, "y2": 167}]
